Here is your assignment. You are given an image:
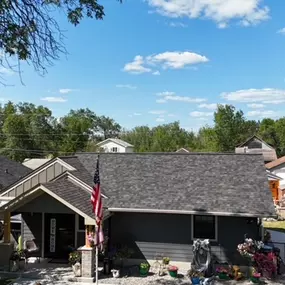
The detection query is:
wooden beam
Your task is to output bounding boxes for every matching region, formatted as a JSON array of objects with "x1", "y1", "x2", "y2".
[
  {"x1": 85, "y1": 225, "x2": 90, "y2": 248},
  {"x1": 4, "y1": 211, "x2": 11, "y2": 243}
]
